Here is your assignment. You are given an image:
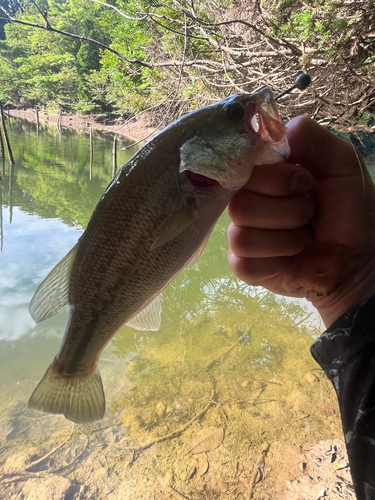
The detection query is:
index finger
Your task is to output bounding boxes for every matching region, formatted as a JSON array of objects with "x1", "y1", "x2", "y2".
[
  {"x1": 286, "y1": 116, "x2": 363, "y2": 177},
  {"x1": 243, "y1": 162, "x2": 314, "y2": 197}
]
